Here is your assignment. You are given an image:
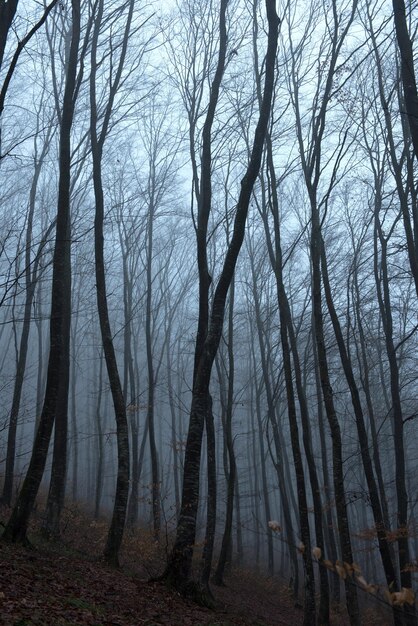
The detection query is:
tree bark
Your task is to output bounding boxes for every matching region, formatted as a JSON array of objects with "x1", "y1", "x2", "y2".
[
  {"x1": 89, "y1": 0, "x2": 134, "y2": 566},
  {"x1": 2, "y1": 0, "x2": 80, "y2": 544},
  {"x1": 162, "y1": 0, "x2": 279, "y2": 594},
  {"x1": 392, "y1": 0, "x2": 418, "y2": 162},
  {"x1": 1, "y1": 125, "x2": 55, "y2": 506},
  {"x1": 213, "y1": 279, "x2": 236, "y2": 586}
]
